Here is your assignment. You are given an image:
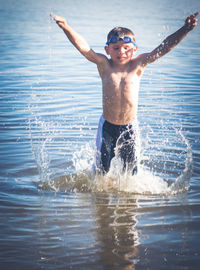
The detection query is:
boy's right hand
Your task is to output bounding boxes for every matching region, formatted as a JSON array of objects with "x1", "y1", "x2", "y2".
[{"x1": 50, "y1": 13, "x2": 67, "y2": 29}]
